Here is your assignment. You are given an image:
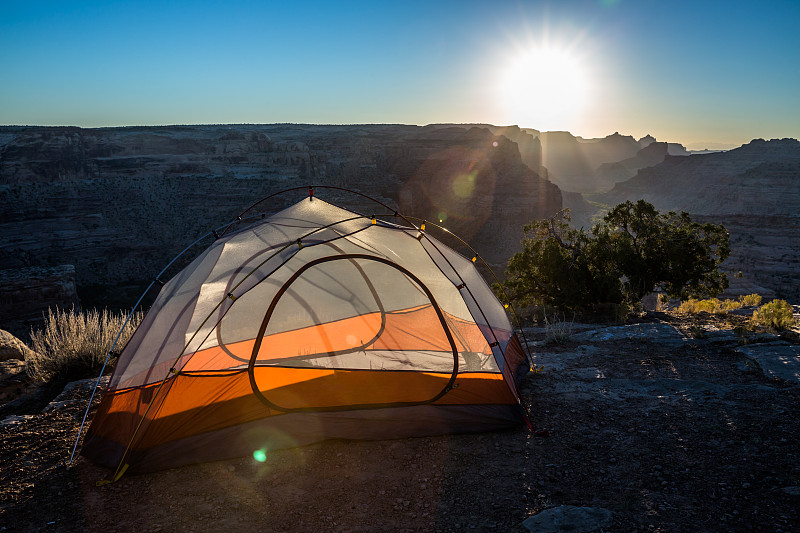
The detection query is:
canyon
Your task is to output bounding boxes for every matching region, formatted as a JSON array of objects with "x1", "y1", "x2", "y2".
[
  {"x1": 0, "y1": 124, "x2": 562, "y2": 331},
  {"x1": 595, "y1": 138, "x2": 800, "y2": 301},
  {"x1": 1, "y1": 125, "x2": 797, "y2": 333}
]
